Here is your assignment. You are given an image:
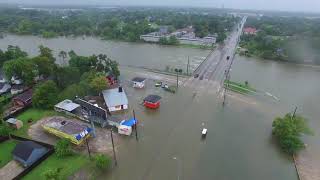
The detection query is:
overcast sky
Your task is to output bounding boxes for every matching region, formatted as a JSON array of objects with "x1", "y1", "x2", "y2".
[{"x1": 1, "y1": 0, "x2": 320, "y2": 13}]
